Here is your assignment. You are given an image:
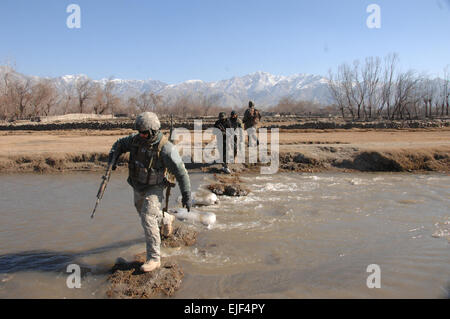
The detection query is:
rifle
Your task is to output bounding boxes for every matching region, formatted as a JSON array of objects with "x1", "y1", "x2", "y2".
[
  {"x1": 90, "y1": 154, "x2": 117, "y2": 219},
  {"x1": 215, "y1": 120, "x2": 233, "y2": 137},
  {"x1": 163, "y1": 114, "x2": 176, "y2": 214}
]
